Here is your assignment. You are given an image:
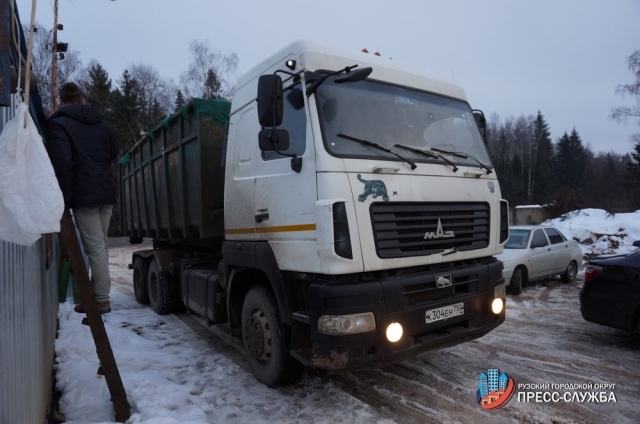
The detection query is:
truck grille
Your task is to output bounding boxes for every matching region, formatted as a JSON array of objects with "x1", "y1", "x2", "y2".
[
  {"x1": 403, "y1": 274, "x2": 476, "y2": 306},
  {"x1": 370, "y1": 202, "x2": 490, "y2": 259}
]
